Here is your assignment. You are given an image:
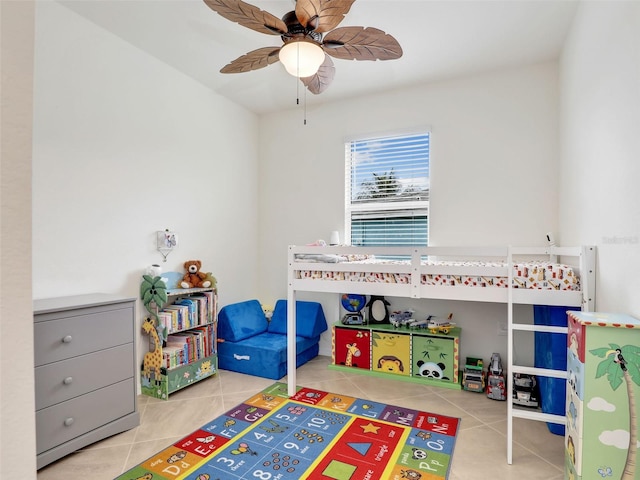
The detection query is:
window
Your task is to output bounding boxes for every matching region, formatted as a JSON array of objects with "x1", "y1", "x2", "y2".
[{"x1": 345, "y1": 131, "x2": 430, "y2": 247}]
